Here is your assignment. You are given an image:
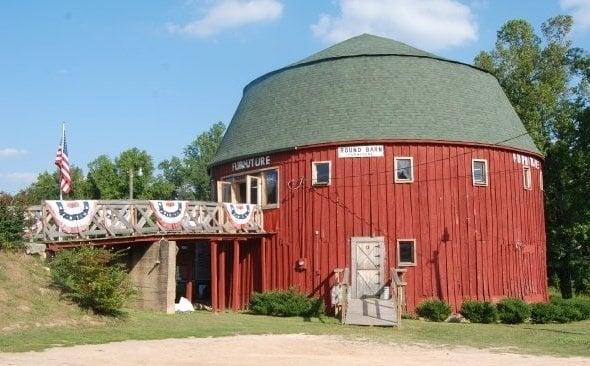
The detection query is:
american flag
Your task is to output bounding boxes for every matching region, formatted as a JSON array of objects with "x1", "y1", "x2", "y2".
[{"x1": 55, "y1": 124, "x2": 71, "y2": 195}]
